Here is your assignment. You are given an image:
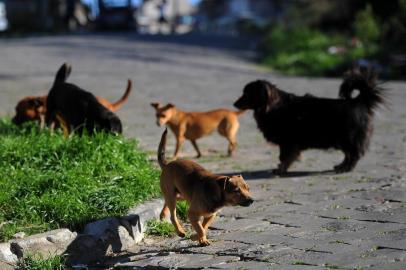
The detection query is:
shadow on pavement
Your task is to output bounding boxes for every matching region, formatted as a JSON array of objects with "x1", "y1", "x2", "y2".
[{"x1": 220, "y1": 169, "x2": 336, "y2": 180}]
